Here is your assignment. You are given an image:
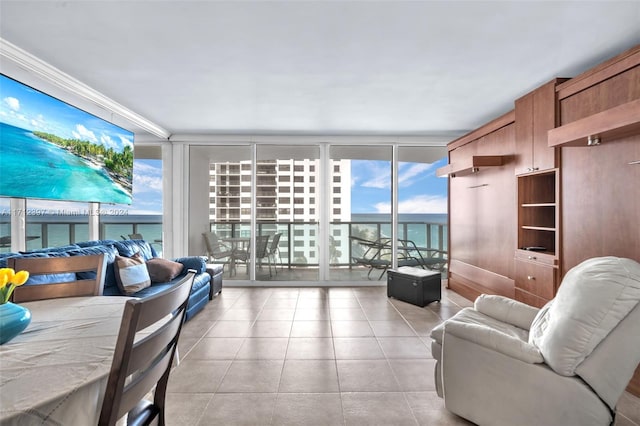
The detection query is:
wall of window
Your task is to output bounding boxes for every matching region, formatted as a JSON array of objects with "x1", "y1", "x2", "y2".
[{"x1": 185, "y1": 140, "x2": 446, "y2": 285}]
